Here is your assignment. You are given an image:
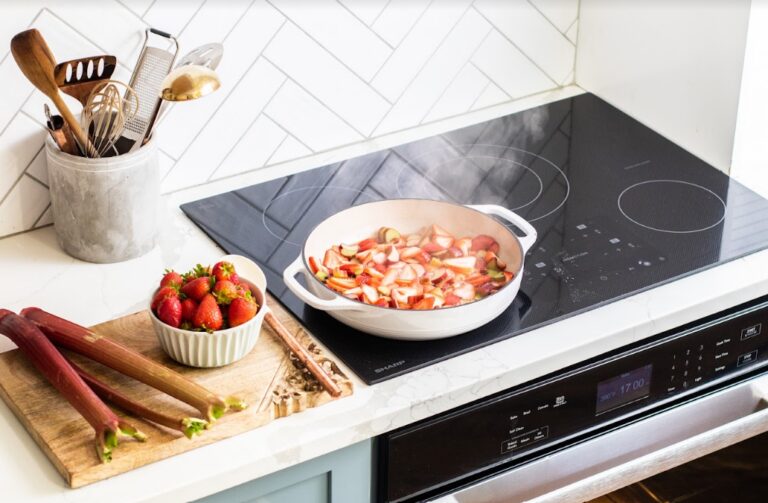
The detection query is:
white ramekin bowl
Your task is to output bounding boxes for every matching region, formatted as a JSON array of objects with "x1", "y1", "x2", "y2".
[{"x1": 149, "y1": 277, "x2": 267, "y2": 368}]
